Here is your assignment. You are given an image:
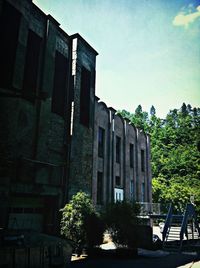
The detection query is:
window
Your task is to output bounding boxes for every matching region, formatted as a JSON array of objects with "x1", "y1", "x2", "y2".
[
  {"x1": 116, "y1": 136, "x2": 121, "y2": 163},
  {"x1": 142, "y1": 182, "x2": 145, "y2": 202},
  {"x1": 141, "y1": 149, "x2": 145, "y2": 172},
  {"x1": 115, "y1": 176, "x2": 121, "y2": 186},
  {"x1": 23, "y1": 30, "x2": 42, "y2": 100},
  {"x1": 80, "y1": 67, "x2": 91, "y2": 127},
  {"x1": 97, "y1": 172, "x2": 103, "y2": 205},
  {"x1": 130, "y1": 143, "x2": 134, "y2": 168},
  {"x1": 98, "y1": 127, "x2": 105, "y2": 158},
  {"x1": 114, "y1": 188, "x2": 124, "y2": 202},
  {"x1": 52, "y1": 51, "x2": 68, "y2": 116},
  {"x1": 0, "y1": 2, "x2": 21, "y2": 88},
  {"x1": 130, "y1": 180, "x2": 134, "y2": 197}
]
